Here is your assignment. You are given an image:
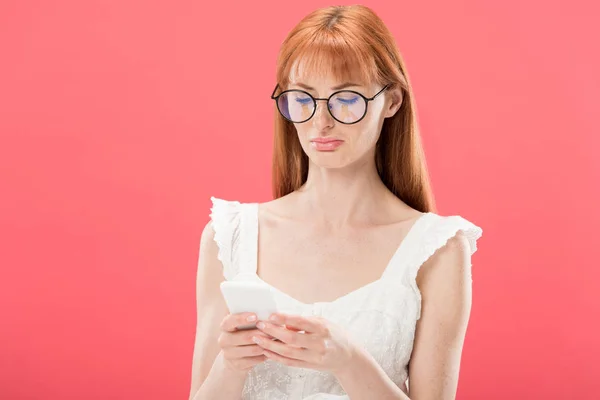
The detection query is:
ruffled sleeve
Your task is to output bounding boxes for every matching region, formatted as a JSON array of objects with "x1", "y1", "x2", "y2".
[
  {"x1": 209, "y1": 196, "x2": 243, "y2": 280},
  {"x1": 406, "y1": 214, "x2": 483, "y2": 320}
]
